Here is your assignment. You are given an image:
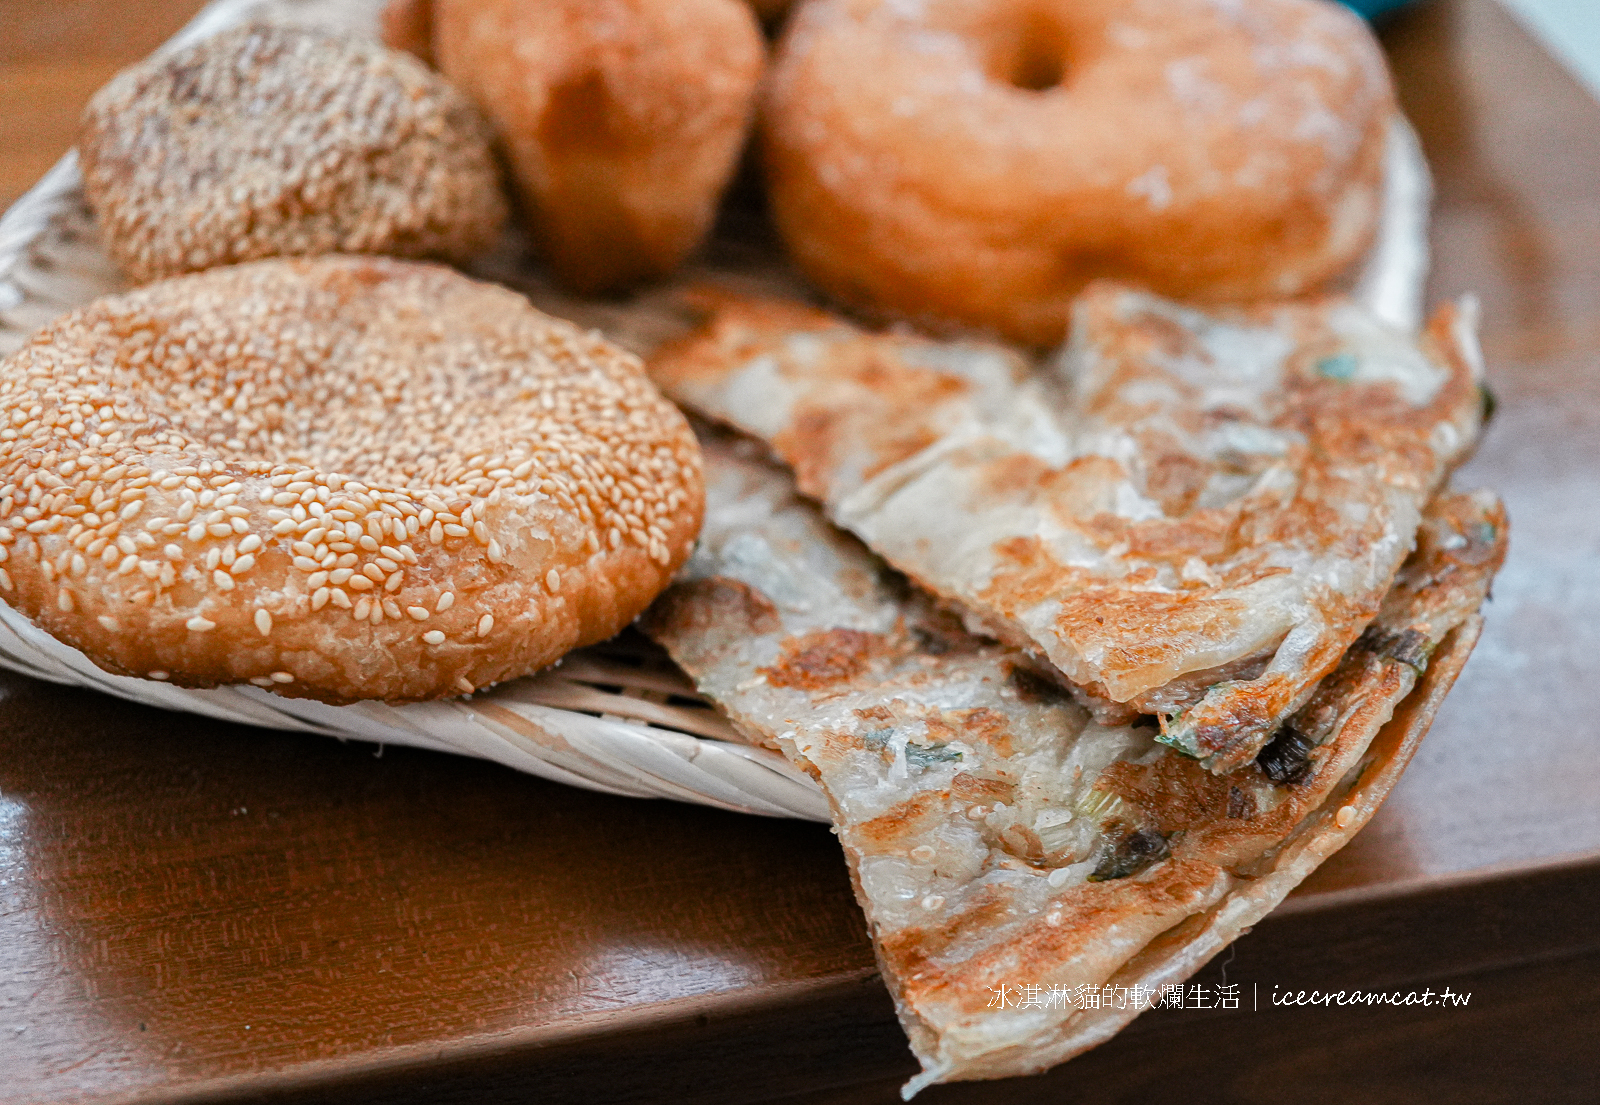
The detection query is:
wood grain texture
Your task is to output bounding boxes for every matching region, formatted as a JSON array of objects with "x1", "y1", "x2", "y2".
[
  {"x1": 0, "y1": 673, "x2": 876, "y2": 1103},
  {"x1": 0, "y1": 0, "x2": 209, "y2": 209},
  {"x1": 1295, "y1": 0, "x2": 1600, "y2": 896},
  {"x1": 0, "y1": 0, "x2": 1597, "y2": 1102}
]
